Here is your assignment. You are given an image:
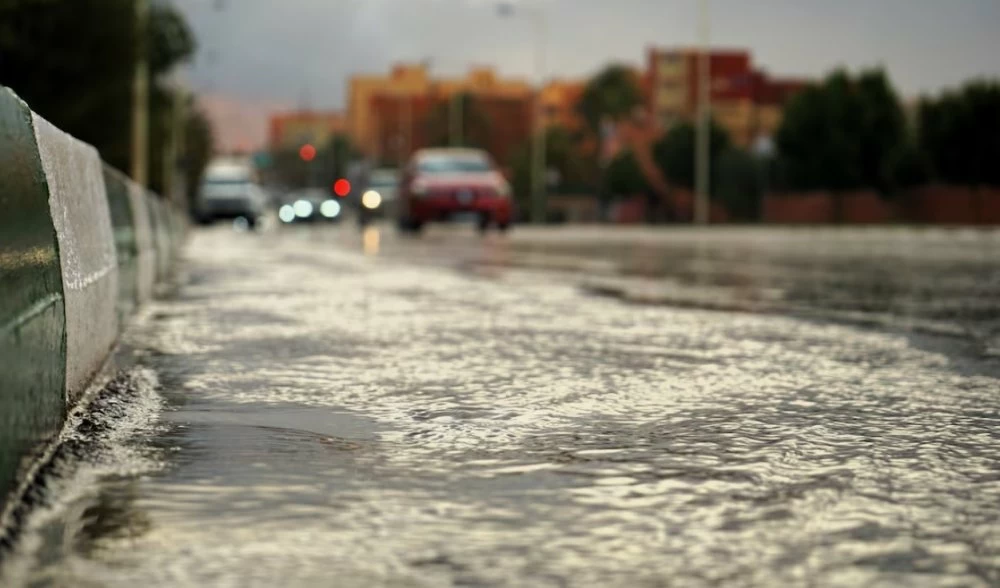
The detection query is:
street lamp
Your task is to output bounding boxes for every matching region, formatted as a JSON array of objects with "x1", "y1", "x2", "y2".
[
  {"x1": 131, "y1": 0, "x2": 150, "y2": 188},
  {"x1": 450, "y1": 91, "x2": 464, "y2": 148},
  {"x1": 498, "y1": 1, "x2": 547, "y2": 225},
  {"x1": 694, "y1": 0, "x2": 711, "y2": 225}
]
